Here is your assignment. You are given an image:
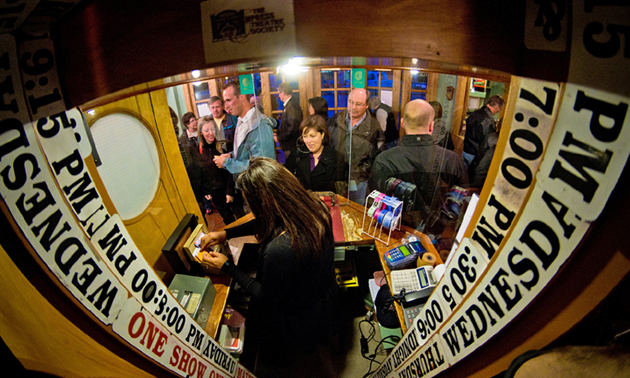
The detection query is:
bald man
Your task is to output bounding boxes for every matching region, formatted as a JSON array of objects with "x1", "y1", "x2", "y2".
[
  {"x1": 368, "y1": 99, "x2": 468, "y2": 230},
  {"x1": 328, "y1": 88, "x2": 384, "y2": 205}
]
